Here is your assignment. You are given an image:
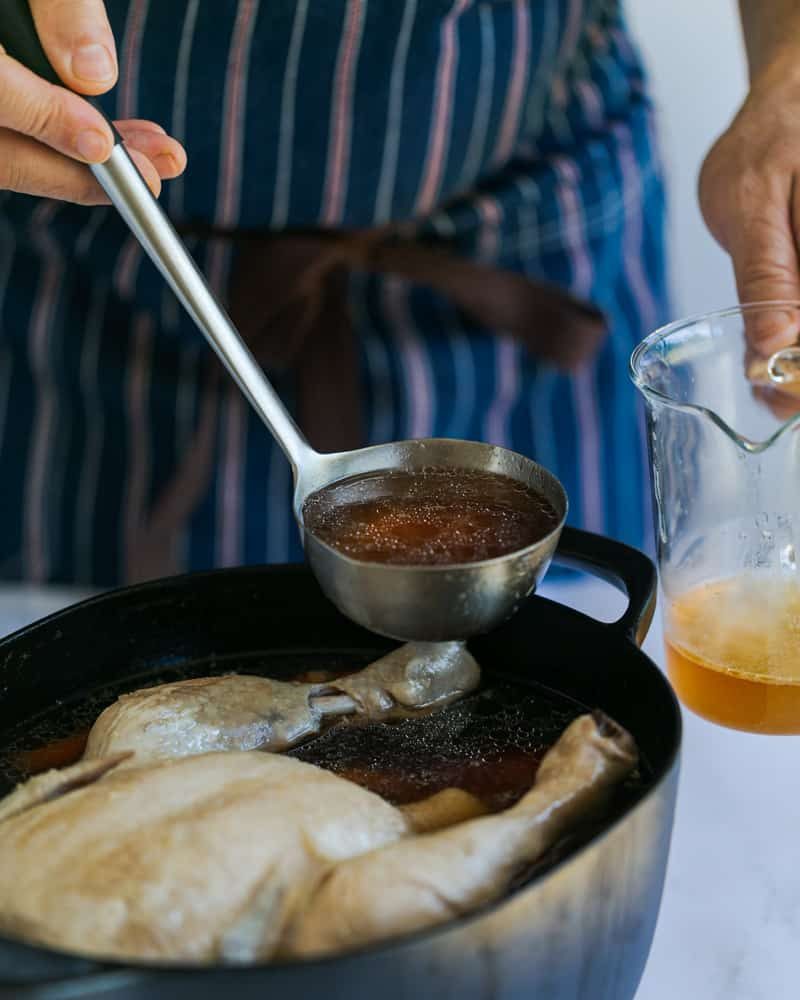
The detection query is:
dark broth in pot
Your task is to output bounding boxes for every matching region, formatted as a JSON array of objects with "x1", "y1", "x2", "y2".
[{"x1": 302, "y1": 467, "x2": 559, "y2": 566}]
